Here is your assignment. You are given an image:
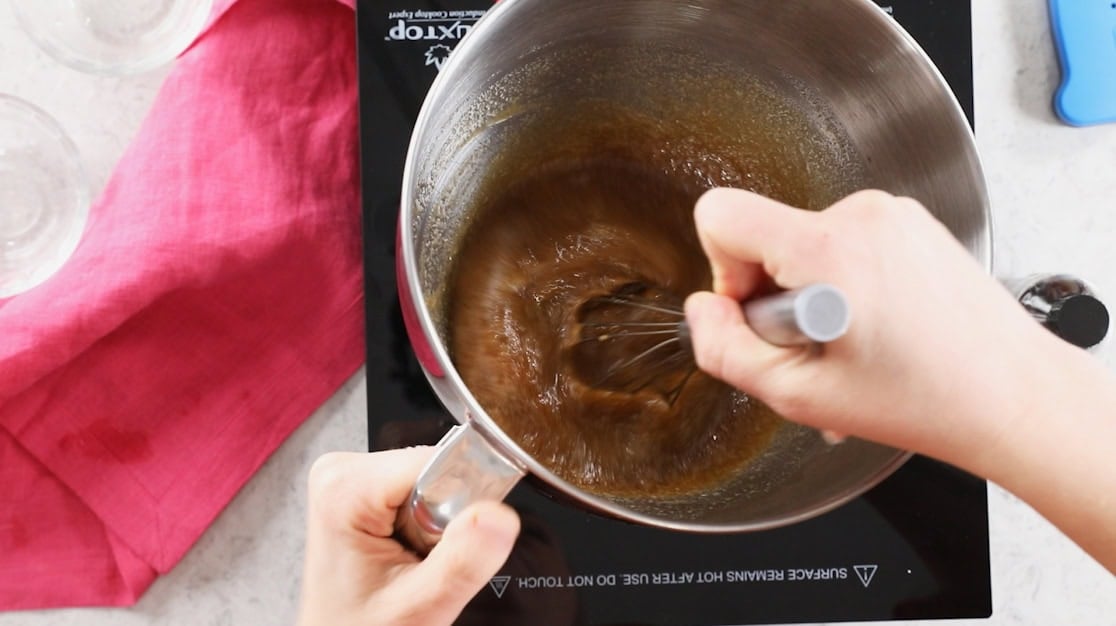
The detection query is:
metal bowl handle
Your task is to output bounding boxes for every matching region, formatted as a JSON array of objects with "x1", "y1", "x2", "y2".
[{"x1": 395, "y1": 423, "x2": 527, "y2": 554}]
